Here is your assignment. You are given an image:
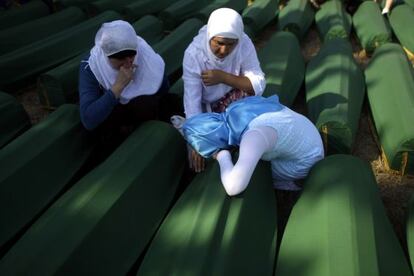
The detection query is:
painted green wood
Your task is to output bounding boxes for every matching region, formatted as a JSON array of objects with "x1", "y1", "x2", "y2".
[
  {"x1": 353, "y1": 1, "x2": 391, "y2": 54},
  {"x1": 0, "y1": 104, "x2": 95, "y2": 252},
  {"x1": 0, "y1": 92, "x2": 30, "y2": 148},
  {"x1": 408, "y1": 193, "x2": 414, "y2": 270},
  {"x1": 315, "y1": 0, "x2": 352, "y2": 41},
  {"x1": 306, "y1": 39, "x2": 365, "y2": 154},
  {"x1": 241, "y1": 0, "x2": 278, "y2": 38},
  {"x1": 276, "y1": 154, "x2": 412, "y2": 276},
  {"x1": 365, "y1": 43, "x2": 414, "y2": 174},
  {"x1": 194, "y1": 0, "x2": 246, "y2": 22},
  {"x1": 260, "y1": 31, "x2": 305, "y2": 107},
  {"x1": 154, "y1": 18, "x2": 204, "y2": 77},
  {"x1": 278, "y1": 0, "x2": 315, "y2": 40},
  {"x1": 158, "y1": 0, "x2": 209, "y2": 30},
  {"x1": 0, "y1": 7, "x2": 86, "y2": 55},
  {"x1": 87, "y1": 0, "x2": 136, "y2": 14},
  {"x1": 0, "y1": 0, "x2": 49, "y2": 31},
  {"x1": 0, "y1": 121, "x2": 186, "y2": 275},
  {"x1": 389, "y1": 4, "x2": 414, "y2": 54},
  {"x1": 37, "y1": 15, "x2": 164, "y2": 109},
  {"x1": 138, "y1": 160, "x2": 277, "y2": 276},
  {"x1": 0, "y1": 10, "x2": 121, "y2": 91},
  {"x1": 58, "y1": 0, "x2": 97, "y2": 11},
  {"x1": 123, "y1": 0, "x2": 176, "y2": 22}
]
